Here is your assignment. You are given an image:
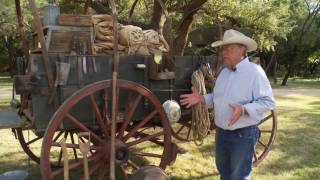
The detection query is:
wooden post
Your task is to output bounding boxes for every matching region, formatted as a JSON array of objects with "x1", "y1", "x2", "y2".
[
  {"x1": 27, "y1": 0, "x2": 54, "y2": 90},
  {"x1": 109, "y1": 0, "x2": 119, "y2": 179}
]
